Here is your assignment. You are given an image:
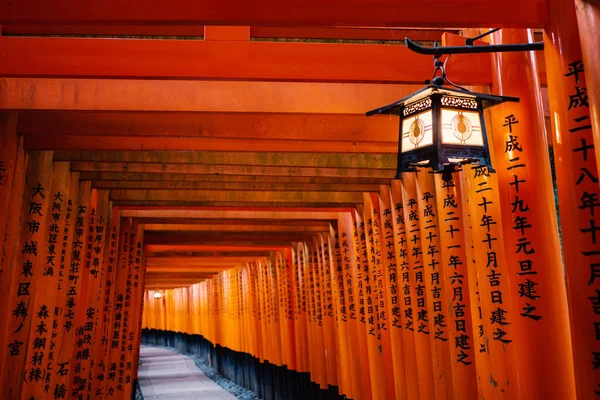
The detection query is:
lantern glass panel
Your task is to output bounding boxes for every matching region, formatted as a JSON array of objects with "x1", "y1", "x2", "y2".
[
  {"x1": 401, "y1": 110, "x2": 433, "y2": 153},
  {"x1": 440, "y1": 109, "x2": 483, "y2": 146}
]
